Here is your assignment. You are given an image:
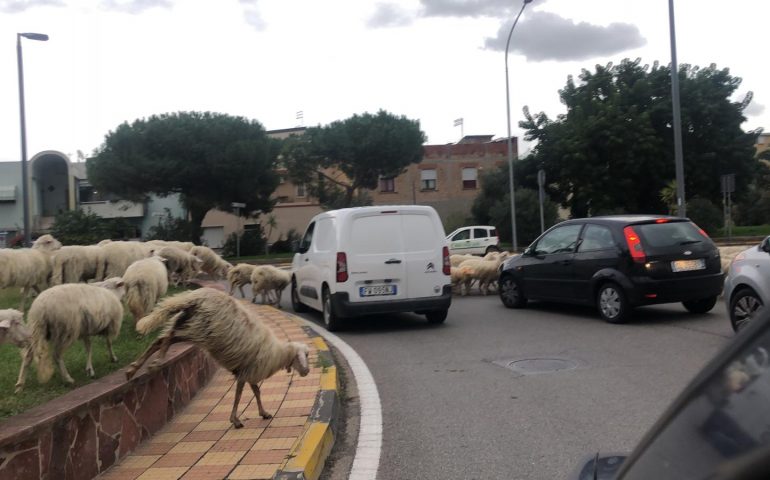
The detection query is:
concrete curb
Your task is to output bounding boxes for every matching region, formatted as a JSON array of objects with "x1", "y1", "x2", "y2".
[{"x1": 274, "y1": 327, "x2": 340, "y2": 480}]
